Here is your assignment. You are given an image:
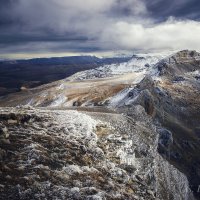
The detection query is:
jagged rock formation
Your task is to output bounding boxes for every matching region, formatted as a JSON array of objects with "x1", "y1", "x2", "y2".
[
  {"x1": 111, "y1": 50, "x2": 200, "y2": 198},
  {"x1": 0, "y1": 50, "x2": 200, "y2": 199},
  {"x1": 157, "y1": 50, "x2": 200, "y2": 78}
]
